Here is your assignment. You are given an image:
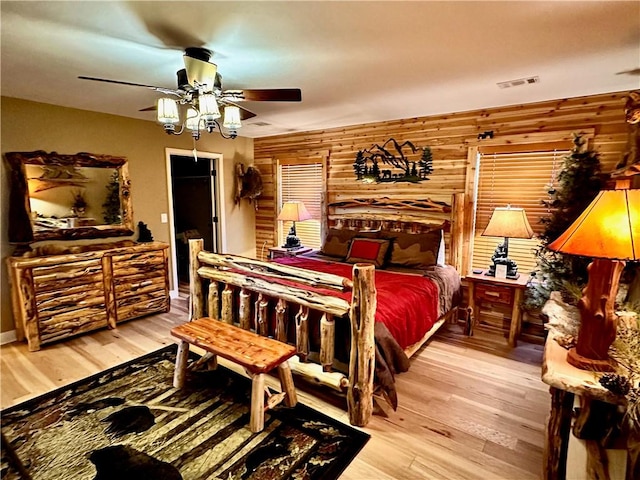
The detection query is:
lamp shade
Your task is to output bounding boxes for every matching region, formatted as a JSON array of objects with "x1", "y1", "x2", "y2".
[
  {"x1": 223, "y1": 106, "x2": 242, "y2": 130},
  {"x1": 157, "y1": 98, "x2": 180, "y2": 124},
  {"x1": 547, "y1": 188, "x2": 640, "y2": 260},
  {"x1": 277, "y1": 201, "x2": 312, "y2": 222},
  {"x1": 198, "y1": 93, "x2": 220, "y2": 120},
  {"x1": 482, "y1": 206, "x2": 534, "y2": 239},
  {"x1": 185, "y1": 108, "x2": 201, "y2": 131}
]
